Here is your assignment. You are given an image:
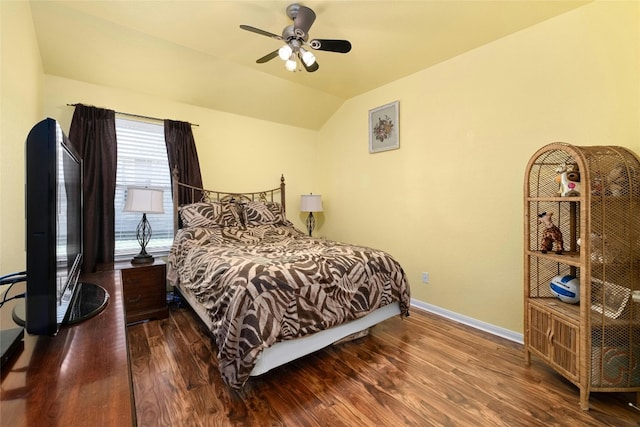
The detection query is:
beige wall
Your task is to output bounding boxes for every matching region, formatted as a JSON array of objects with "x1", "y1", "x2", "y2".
[
  {"x1": 317, "y1": 1, "x2": 640, "y2": 333},
  {"x1": 0, "y1": 1, "x2": 43, "y2": 274}
]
